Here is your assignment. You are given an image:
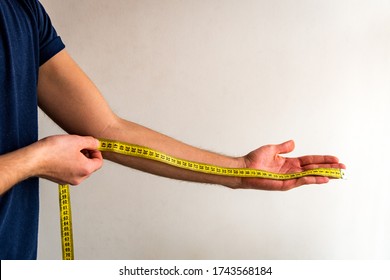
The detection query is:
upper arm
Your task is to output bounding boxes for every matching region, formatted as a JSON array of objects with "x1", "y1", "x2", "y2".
[{"x1": 37, "y1": 50, "x2": 118, "y2": 137}]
